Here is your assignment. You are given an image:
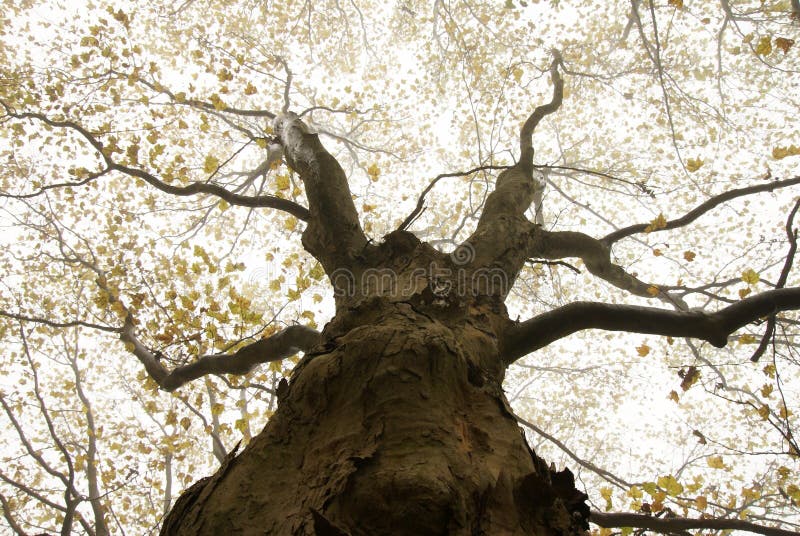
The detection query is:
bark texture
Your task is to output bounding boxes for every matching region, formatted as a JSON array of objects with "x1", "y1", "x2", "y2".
[{"x1": 161, "y1": 296, "x2": 588, "y2": 535}]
